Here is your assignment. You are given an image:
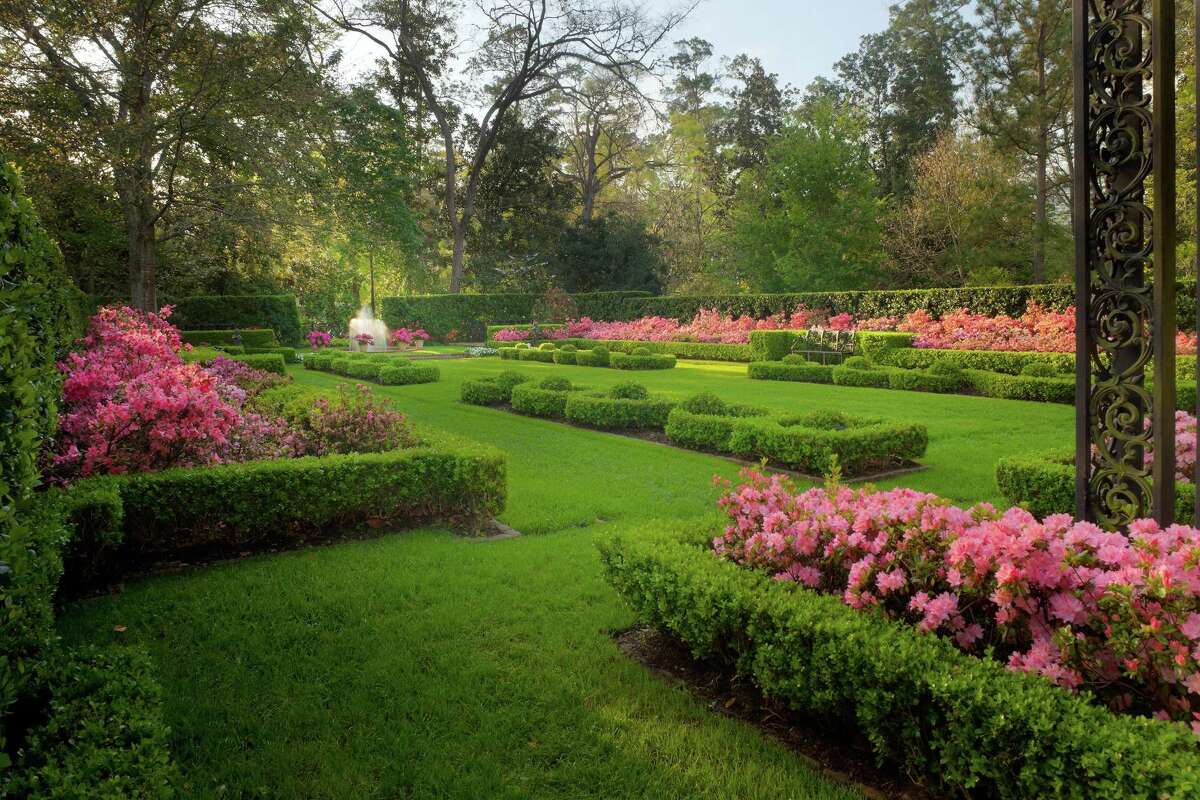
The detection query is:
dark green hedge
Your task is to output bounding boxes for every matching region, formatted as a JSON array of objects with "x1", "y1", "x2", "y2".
[
  {"x1": 574, "y1": 347, "x2": 610, "y2": 367},
  {"x1": 509, "y1": 383, "x2": 579, "y2": 419},
  {"x1": 563, "y1": 338, "x2": 753, "y2": 362},
  {"x1": 597, "y1": 526, "x2": 1200, "y2": 799},
  {"x1": 382, "y1": 291, "x2": 650, "y2": 340},
  {"x1": 180, "y1": 328, "x2": 278, "y2": 348},
  {"x1": 379, "y1": 364, "x2": 439, "y2": 386},
  {"x1": 746, "y1": 361, "x2": 835, "y2": 384},
  {"x1": 563, "y1": 393, "x2": 676, "y2": 431},
  {"x1": 3, "y1": 645, "x2": 178, "y2": 798},
  {"x1": 610, "y1": 352, "x2": 677, "y2": 370},
  {"x1": 517, "y1": 348, "x2": 557, "y2": 363},
  {"x1": 231, "y1": 353, "x2": 286, "y2": 375},
  {"x1": 963, "y1": 369, "x2": 1075, "y2": 404},
  {"x1": 832, "y1": 366, "x2": 892, "y2": 389},
  {"x1": 460, "y1": 372, "x2": 532, "y2": 406},
  {"x1": 875, "y1": 345, "x2": 1075, "y2": 375},
  {"x1": 61, "y1": 433, "x2": 505, "y2": 579},
  {"x1": 244, "y1": 345, "x2": 298, "y2": 363},
  {"x1": 996, "y1": 451, "x2": 1196, "y2": 523},
  {"x1": 306, "y1": 352, "x2": 439, "y2": 387},
  {"x1": 171, "y1": 295, "x2": 303, "y2": 345}
]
